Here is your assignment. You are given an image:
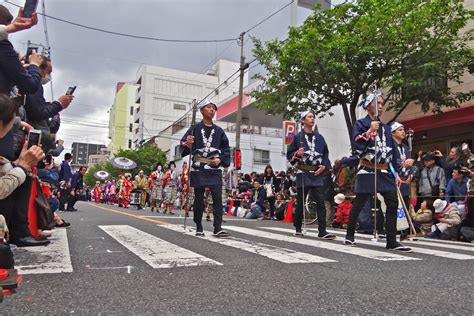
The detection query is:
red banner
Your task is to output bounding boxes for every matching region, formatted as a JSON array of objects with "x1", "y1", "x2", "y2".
[{"x1": 283, "y1": 121, "x2": 296, "y2": 145}]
